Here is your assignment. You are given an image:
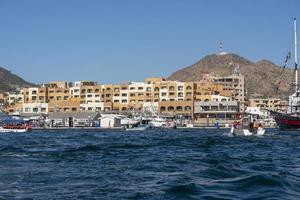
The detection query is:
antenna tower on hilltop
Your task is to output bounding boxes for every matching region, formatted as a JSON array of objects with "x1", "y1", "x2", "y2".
[{"x1": 218, "y1": 42, "x2": 226, "y2": 55}]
